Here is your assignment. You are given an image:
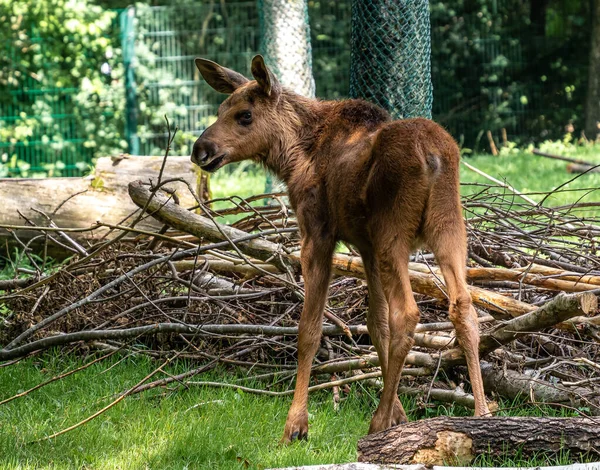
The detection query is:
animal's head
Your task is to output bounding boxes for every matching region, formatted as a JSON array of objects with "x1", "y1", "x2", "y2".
[{"x1": 191, "y1": 55, "x2": 283, "y2": 172}]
